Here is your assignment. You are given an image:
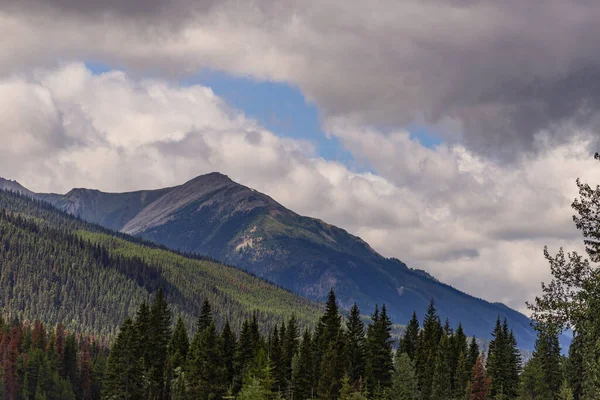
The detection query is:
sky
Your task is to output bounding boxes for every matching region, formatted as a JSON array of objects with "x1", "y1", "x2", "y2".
[{"x1": 1, "y1": 0, "x2": 600, "y2": 314}]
